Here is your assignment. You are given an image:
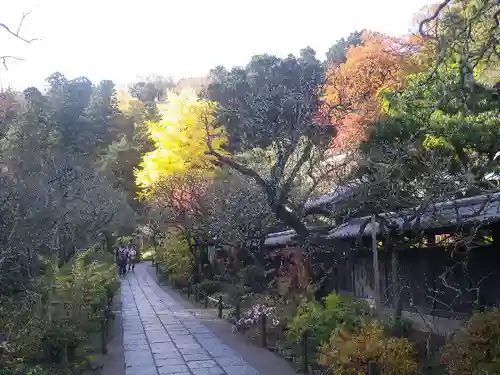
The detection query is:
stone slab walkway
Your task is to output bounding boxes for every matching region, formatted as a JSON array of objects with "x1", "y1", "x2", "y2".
[{"x1": 121, "y1": 265, "x2": 261, "y2": 375}]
